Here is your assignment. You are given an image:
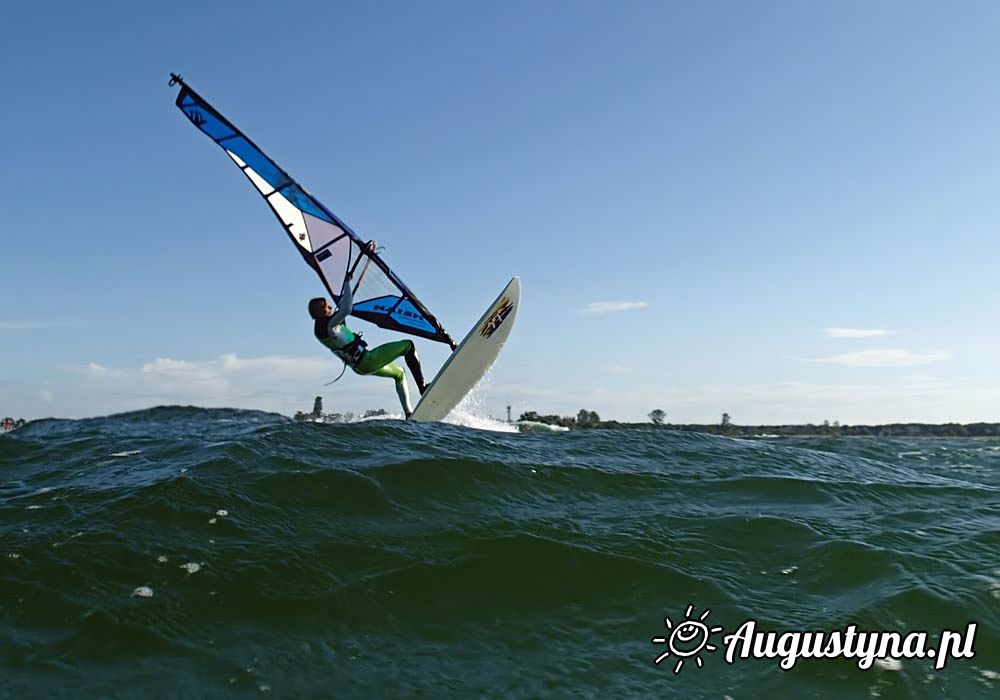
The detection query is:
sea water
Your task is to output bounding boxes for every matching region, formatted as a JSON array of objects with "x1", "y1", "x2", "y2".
[{"x1": 1, "y1": 407, "x2": 997, "y2": 698}]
